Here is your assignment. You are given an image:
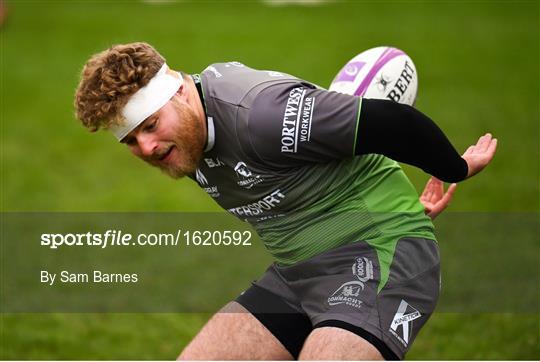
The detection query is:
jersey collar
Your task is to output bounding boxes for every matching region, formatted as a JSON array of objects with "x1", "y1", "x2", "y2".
[
  {"x1": 191, "y1": 74, "x2": 214, "y2": 152},
  {"x1": 205, "y1": 116, "x2": 215, "y2": 152}
]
